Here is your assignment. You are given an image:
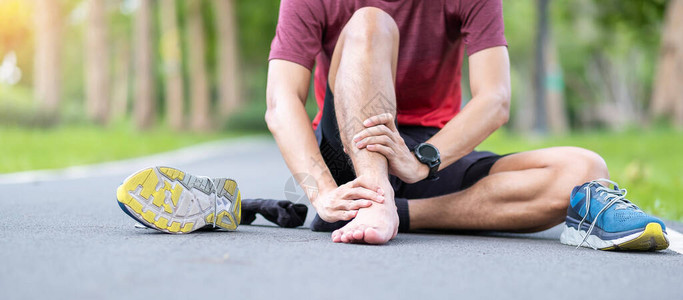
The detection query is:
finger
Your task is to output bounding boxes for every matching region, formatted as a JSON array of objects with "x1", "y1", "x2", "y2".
[
  {"x1": 363, "y1": 113, "x2": 394, "y2": 128},
  {"x1": 366, "y1": 144, "x2": 396, "y2": 157},
  {"x1": 352, "y1": 125, "x2": 392, "y2": 143},
  {"x1": 344, "y1": 182, "x2": 384, "y2": 206},
  {"x1": 364, "y1": 113, "x2": 397, "y2": 131},
  {"x1": 337, "y1": 210, "x2": 358, "y2": 221},
  {"x1": 345, "y1": 199, "x2": 373, "y2": 210},
  {"x1": 356, "y1": 135, "x2": 393, "y2": 149},
  {"x1": 339, "y1": 180, "x2": 353, "y2": 189},
  {"x1": 344, "y1": 187, "x2": 384, "y2": 203},
  {"x1": 349, "y1": 176, "x2": 384, "y2": 195},
  {"x1": 333, "y1": 198, "x2": 368, "y2": 210}
]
